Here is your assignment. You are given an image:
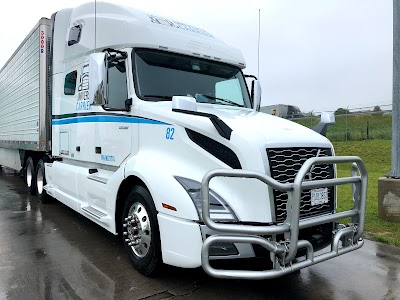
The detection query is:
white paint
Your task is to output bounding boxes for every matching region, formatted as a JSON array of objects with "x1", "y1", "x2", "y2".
[
  {"x1": 158, "y1": 213, "x2": 203, "y2": 268},
  {"x1": 4, "y1": 1, "x2": 355, "y2": 272}
]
